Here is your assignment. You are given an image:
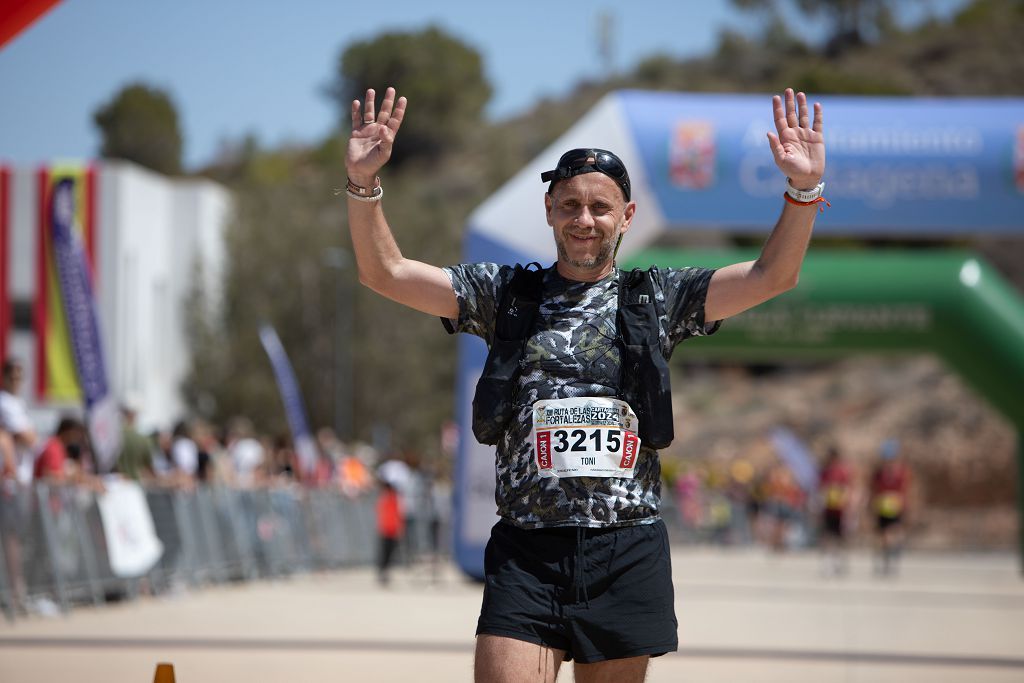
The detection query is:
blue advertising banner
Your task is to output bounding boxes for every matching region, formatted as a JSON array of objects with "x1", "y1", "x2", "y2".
[
  {"x1": 620, "y1": 91, "x2": 1024, "y2": 235},
  {"x1": 50, "y1": 177, "x2": 121, "y2": 470},
  {"x1": 258, "y1": 324, "x2": 317, "y2": 476}
]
